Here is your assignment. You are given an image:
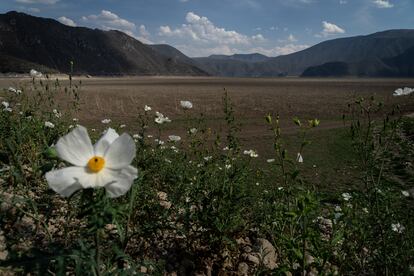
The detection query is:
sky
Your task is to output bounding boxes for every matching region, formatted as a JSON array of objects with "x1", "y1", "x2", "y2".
[{"x1": 0, "y1": 0, "x2": 413, "y2": 57}]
